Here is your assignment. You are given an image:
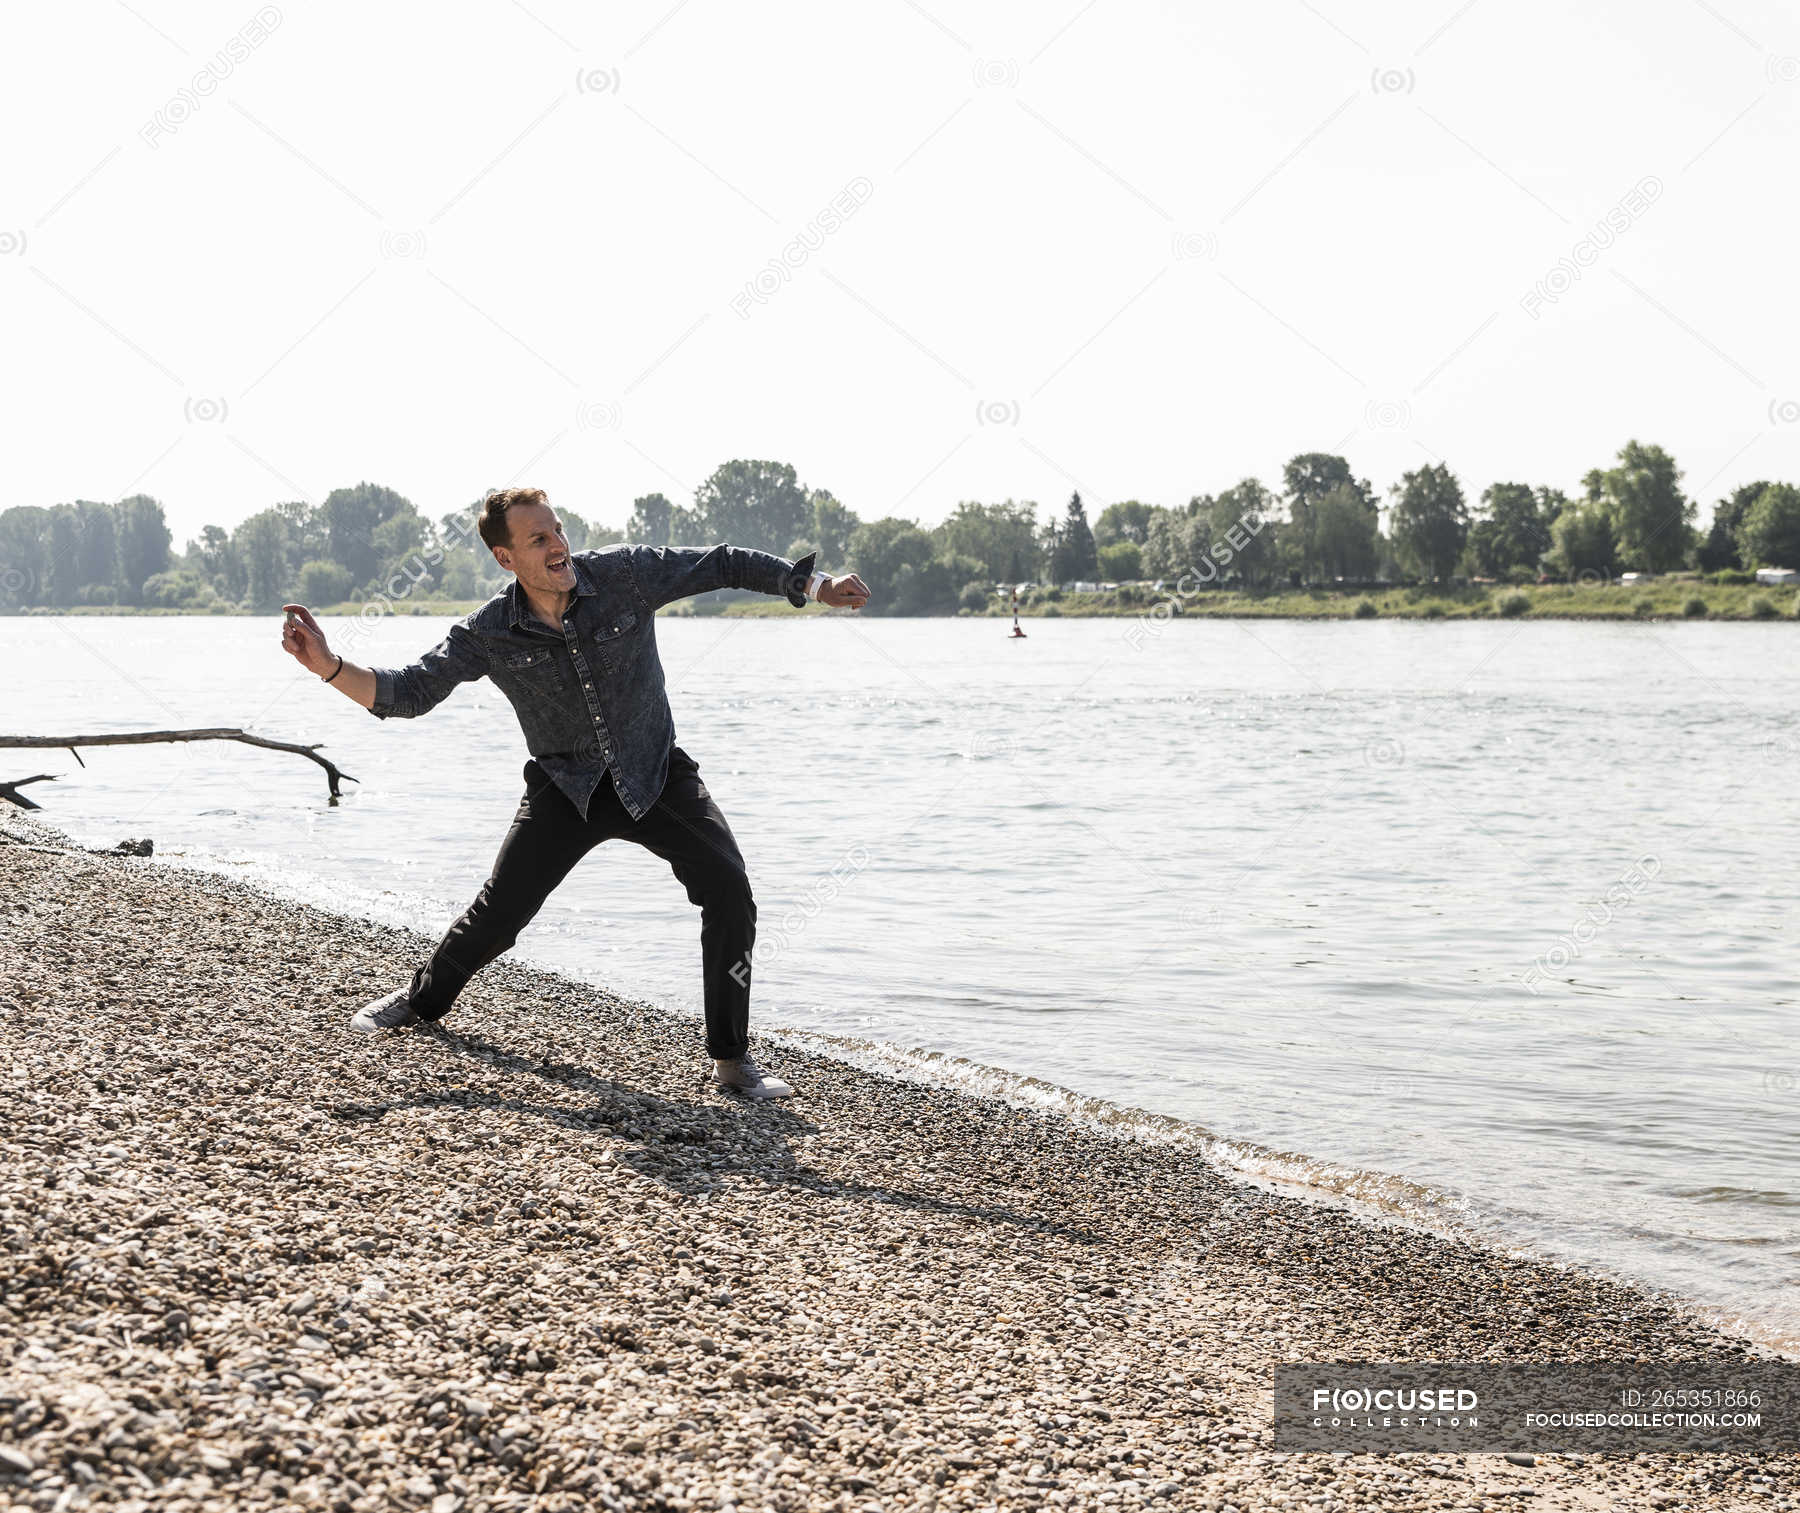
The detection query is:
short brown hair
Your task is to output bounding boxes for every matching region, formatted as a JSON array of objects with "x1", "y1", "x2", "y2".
[{"x1": 478, "y1": 486, "x2": 550, "y2": 552}]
